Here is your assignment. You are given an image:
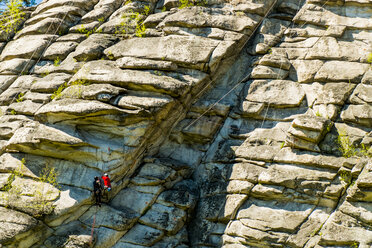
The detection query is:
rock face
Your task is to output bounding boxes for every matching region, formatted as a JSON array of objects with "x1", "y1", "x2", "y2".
[{"x1": 0, "y1": 0, "x2": 371, "y2": 247}]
